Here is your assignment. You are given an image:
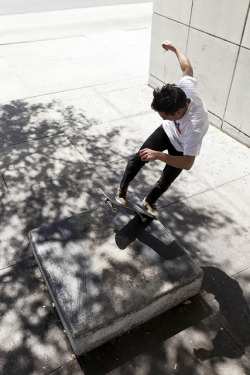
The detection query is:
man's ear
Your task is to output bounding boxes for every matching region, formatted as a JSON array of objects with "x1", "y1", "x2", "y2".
[{"x1": 175, "y1": 108, "x2": 182, "y2": 116}]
